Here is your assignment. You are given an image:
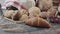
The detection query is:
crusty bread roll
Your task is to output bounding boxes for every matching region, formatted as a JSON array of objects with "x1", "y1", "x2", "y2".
[
  {"x1": 25, "y1": 17, "x2": 51, "y2": 28},
  {"x1": 4, "y1": 10, "x2": 15, "y2": 18},
  {"x1": 20, "y1": 14, "x2": 29, "y2": 22},
  {"x1": 29, "y1": 7, "x2": 41, "y2": 17},
  {"x1": 47, "y1": 7, "x2": 58, "y2": 17},
  {"x1": 39, "y1": 7, "x2": 58, "y2": 18},
  {"x1": 38, "y1": 0, "x2": 53, "y2": 10},
  {"x1": 39, "y1": 12, "x2": 47, "y2": 18}
]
